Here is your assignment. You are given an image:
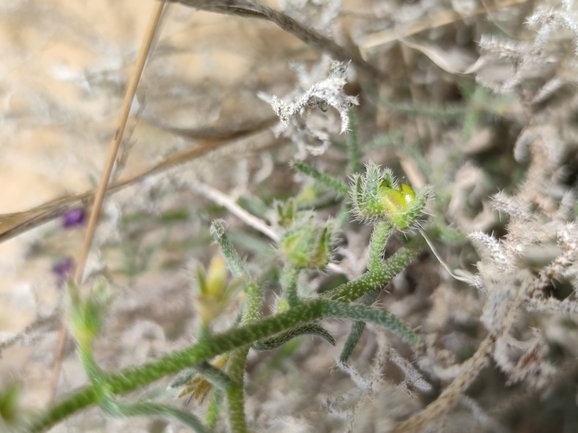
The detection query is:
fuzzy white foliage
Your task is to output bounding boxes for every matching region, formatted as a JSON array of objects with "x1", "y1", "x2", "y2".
[
  {"x1": 269, "y1": 60, "x2": 358, "y2": 134},
  {"x1": 469, "y1": 231, "x2": 512, "y2": 271},
  {"x1": 335, "y1": 360, "x2": 374, "y2": 391},
  {"x1": 388, "y1": 348, "x2": 433, "y2": 394},
  {"x1": 527, "y1": 0, "x2": 578, "y2": 53},
  {"x1": 525, "y1": 296, "x2": 578, "y2": 314},
  {"x1": 259, "y1": 57, "x2": 358, "y2": 158},
  {"x1": 459, "y1": 396, "x2": 509, "y2": 433}
]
